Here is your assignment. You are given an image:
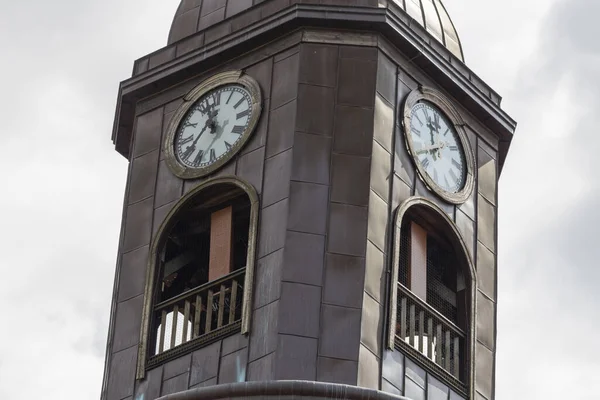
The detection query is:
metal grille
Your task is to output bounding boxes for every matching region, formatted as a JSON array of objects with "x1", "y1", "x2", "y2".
[
  {"x1": 426, "y1": 235, "x2": 458, "y2": 323},
  {"x1": 398, "y1": 222, "x2": 411, "y2": 287},
  {"x1": 397, "y1": 222, "x2": 458, "y2": 325}
]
